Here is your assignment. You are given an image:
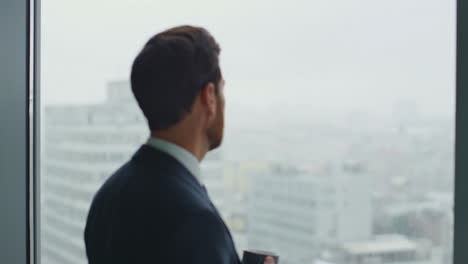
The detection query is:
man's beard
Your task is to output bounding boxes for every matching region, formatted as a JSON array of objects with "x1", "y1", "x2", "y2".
[
  {"x1": 207, "y1": 119, "x2": 223, "y2": 151},
  {"x1": 207, "y1": 97, "x2": 224, "y2": 151},
  {"x1": 207, "y1": 127, "x2": 223, "y2": 151}
]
